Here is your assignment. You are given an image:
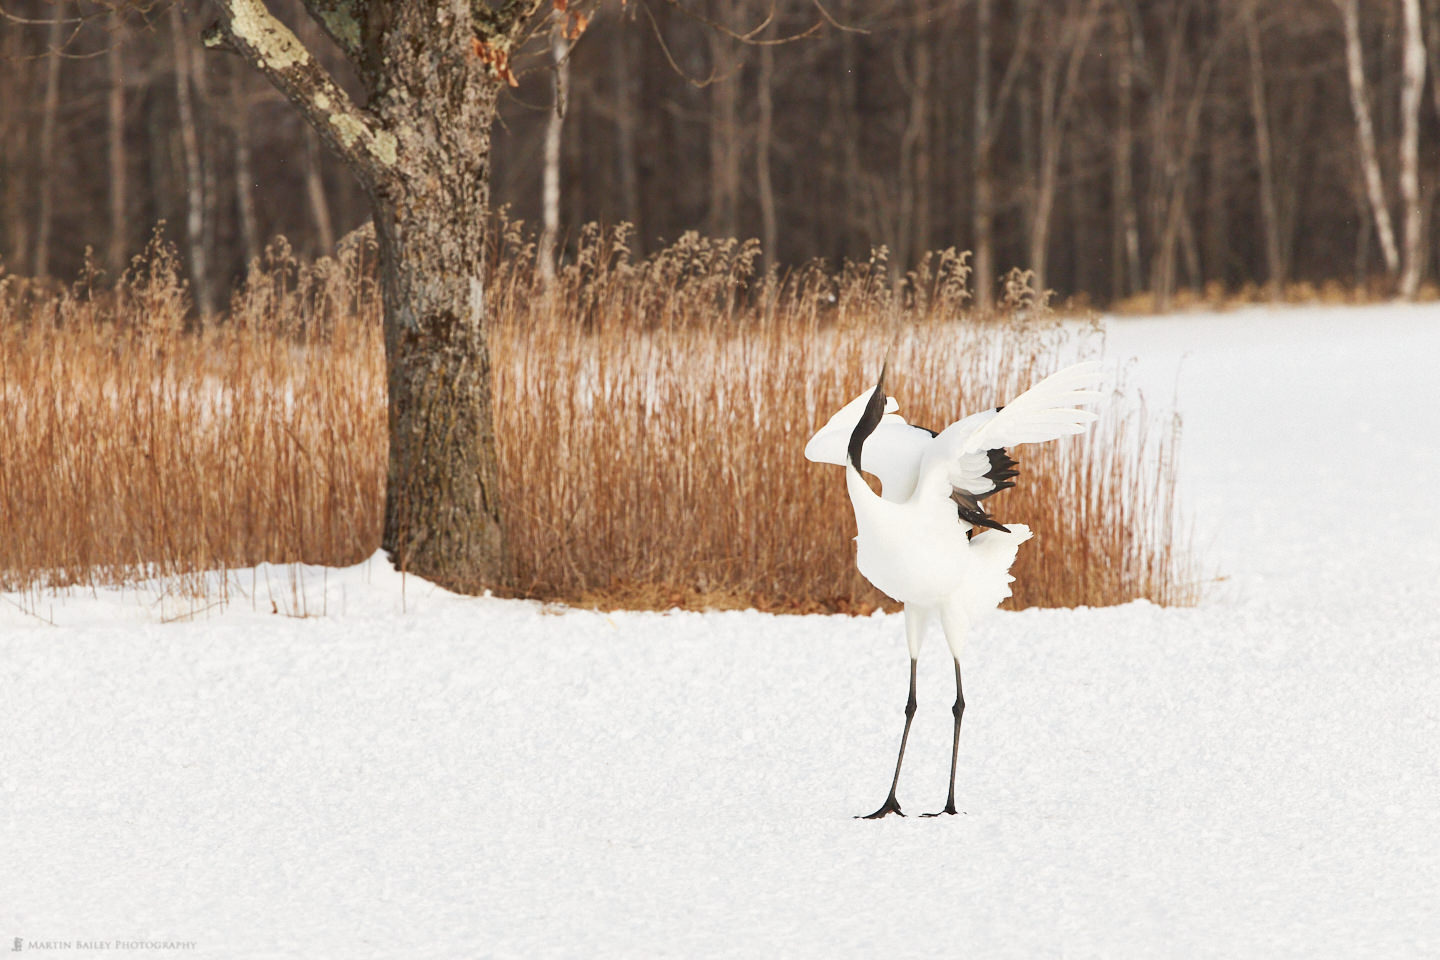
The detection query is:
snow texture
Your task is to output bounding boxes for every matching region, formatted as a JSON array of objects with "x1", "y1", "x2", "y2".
[{"x1": 4, "y1": 305, "x2": 1439, "y2": 958}]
